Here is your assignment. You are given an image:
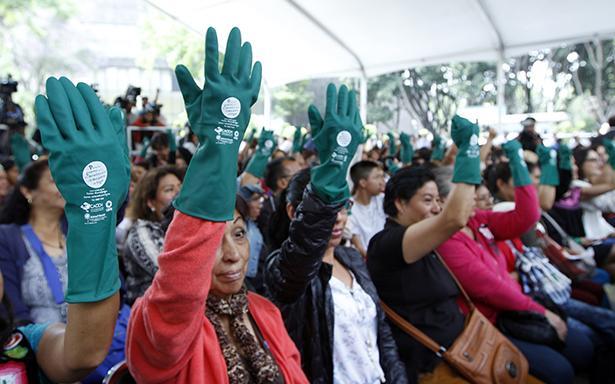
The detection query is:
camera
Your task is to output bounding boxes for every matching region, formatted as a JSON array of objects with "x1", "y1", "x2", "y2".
[
  {"x1": 0, "y1": 74, "x2": 18, "y2": 98},
  {"x1": 125, "y1": 85, "x2": 141, "y2": 104}
]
